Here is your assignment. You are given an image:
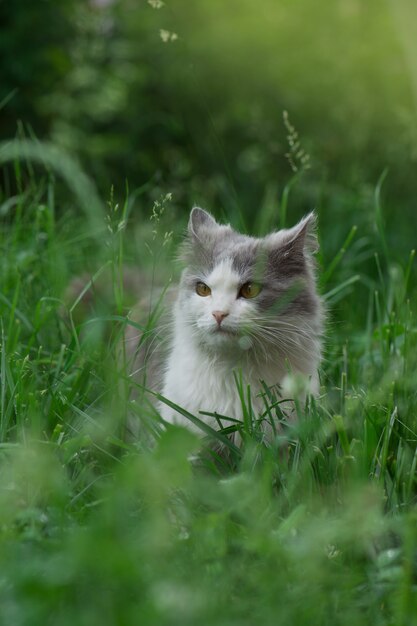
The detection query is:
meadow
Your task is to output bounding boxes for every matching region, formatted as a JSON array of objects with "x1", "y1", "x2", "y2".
[
  {"x1": 1, "y1": 1, "x2": 417, "y2": 624},
  {"x1": 0, "y1": 137, "x2": 416, "y2": 625}
]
